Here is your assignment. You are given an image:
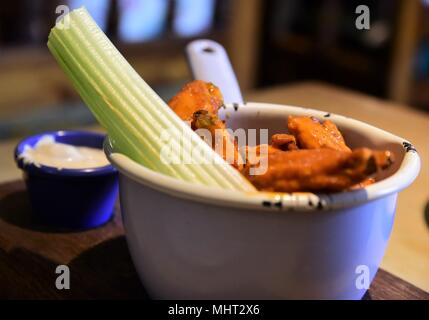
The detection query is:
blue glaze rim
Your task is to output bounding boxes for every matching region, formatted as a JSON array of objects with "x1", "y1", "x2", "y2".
[{"x1": 14, "y1": 130, "x2": 117, "y2": 177}]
